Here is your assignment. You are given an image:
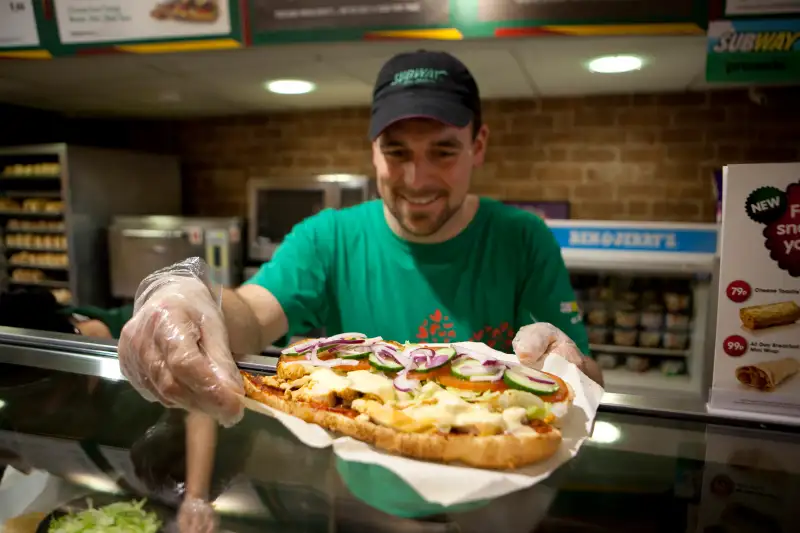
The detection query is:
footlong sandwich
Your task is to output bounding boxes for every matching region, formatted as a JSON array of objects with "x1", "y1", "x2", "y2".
[{"x1": 242, "y1": 333, "x2": 574, "y2": 469}]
